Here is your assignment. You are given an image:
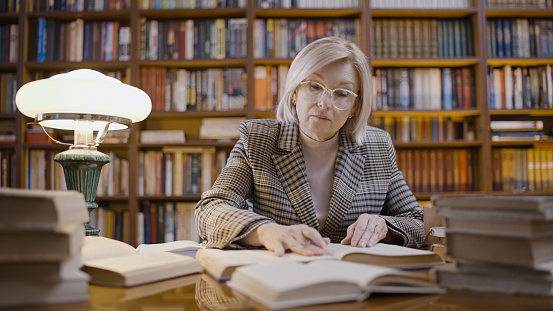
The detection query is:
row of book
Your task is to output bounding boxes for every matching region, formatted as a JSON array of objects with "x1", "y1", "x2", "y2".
[
  {"x1": 96, "y1": 152, "x2": 130, "y2": 197},
  {"x1": 257, "y1": 0, "x2": 358, "y2": 8},
  {"x1": 0, "y1": 120, "x2": 15, "y2": 145},
  {"x1": 87, "y1": 200, "x2": 200, "y2": 251},
  {"x1": 24, "y1": 149, "x2": 67, "y2": 191},
  {"x1": 488, "y1": 65, "x2": 553, "y2": 110},
  {"x1": 138, "y1": 201, "x2": 199, "y2": 245},
  {"x1": 486, "y1": 0, "x2": 553, "y2": 7},
  {"x1": 372, "y1": 19, "x2": 473, "y2": 59},
  {"x1": 0, "y1": 151, "x2": 14, "y2": 188},
  {"x1": 0, "y1": 24, "x2": 17, "y2": 63},
  {"x1": 89, "y1": 207, "x2": 131, "y2": 243},
  {"x1": 0, "y1": 72, "x2": 16, "y2": 113},
  {"x1": 30, "y1": 69, "x2": 129, "y2": 84},
  {"x1": 253, "y1": 18, "x2": 358, "y2": 59},
  {"x1": 32, "y1": 18, "x2": 131, "y2": 62},
  {"x1": 487, "y1": 19, "x2": 553, "y2": 59},
  {"x1": 139, "y1": 147, "x2": 220, "y2": 196},
  {"x1": 372, "y1": 116, "x2": 476, "y2": 143},
  {"x1": 141, "y1": 66, "x2": 246, "y2": 112},
  {"x1": 0, "y1": 0, "x2": 18, "y2": 12},
  {"x1": 397, "y1": 148, "x2": 477, "y2": 193},
  {"x1": 371, "y1": 0, "x2": 472, "y2": 8},
  {"x1": 254, "y1": 65, "x2": 288, "y2": 111},
  {"x1": 493, "y1": 147, "x2": 553, "y2": 193},
  {"x1": 30, "y1": 0, "x2": 129, "y2": 12},
  {"x1": 373, "y1": 67, "x2": 475, "y2": 111},
  {"x1": 143, "y1": 0, "x2": 246, "y2": 9},
  {"x1": 140, "y1": 18, "x2": 247, "y2": 60}
]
